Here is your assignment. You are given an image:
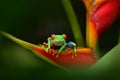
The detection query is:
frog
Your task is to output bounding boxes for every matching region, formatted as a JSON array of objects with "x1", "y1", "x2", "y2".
[{"x1": 46, "y1": 34, "x2": 76, "y2": 56}]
